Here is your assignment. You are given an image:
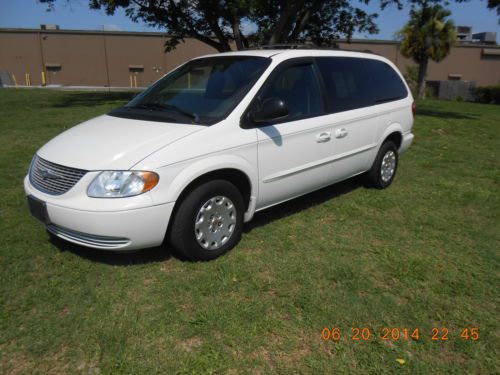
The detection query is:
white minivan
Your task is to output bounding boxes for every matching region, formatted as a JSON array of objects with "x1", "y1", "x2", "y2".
[{"x1": 25, "y1": 48, "x2": 414, "y2": 260}]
